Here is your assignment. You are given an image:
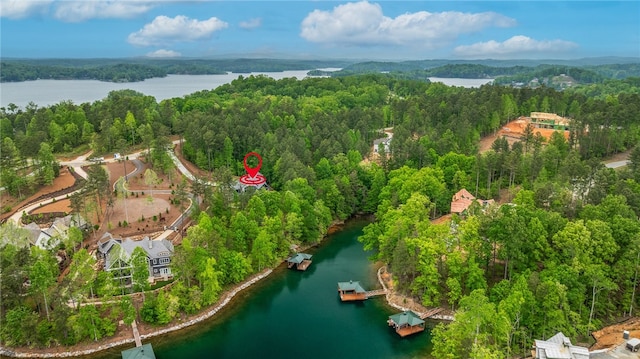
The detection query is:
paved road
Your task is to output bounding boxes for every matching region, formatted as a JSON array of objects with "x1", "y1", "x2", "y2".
[{"x1": 605, "y1": 160, "x2": 631, "y2": 169}]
